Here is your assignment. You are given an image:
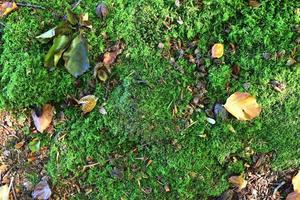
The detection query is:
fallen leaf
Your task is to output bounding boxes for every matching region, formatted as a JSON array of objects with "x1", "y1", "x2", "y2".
[
  {"x1": 45, "y1": 35, "x2": 71, "y2": 68},
  {"x1": 102, "y1": 41, "x2": 124, "y2": 66},
  {"x1": 293, "y1": 171, "x2": 300, "y2": 193},
  {"x1": 287, "y1": 57, "x2": 297, "y2": 66},
  {"x1": 0, "y1": 2, "x2": 17, "y2": 18},
  {"x1": 96, "y1": 3, "x2": 109, "y2": 18},
  {"x1": 229, "y1": 174, "x2": 247, "y2": 190},
  {"x1": 211, "y1": 43, "x2": 224, "y2": 58},
  {"x1": 32, "y1": 180, "x2": 52, "y2": 200},
  {"x1": 78, "y1": 95, "x2": 98, "y2": 114},
  {"x1": 67, "y1": 8, "x2": 78, "y2": 25},
  {"x1": 248, "y1": 0, "x2": 260, "y2": 8},
  {"x1": 286, "y1": 192, "x2": 300, "y2": 200},
  {"x1": 0, "y1": 184, "x2": 9, "y2": 200},
  {"x1": 15, "y1": 141, "x2": 25, "y2": 149},
  {"x1": 79, "y1": 13, "x2": 92, "y2": 29},
  {"x1": 99, "y1": 106, "x2": 107, "y2": 115},
  {"x1": 63, "y1": 34, "x2": 90, "y2": 77},
  {"x1": 31, "y1": 104, "x2": 54, "y2": 133},
  {"x1": 224, "y1": 92, "x2": 262, "y2": 121},
  {"x1": 0, "y1": 165, "x2": 8, "y2": 174},
  {"x1": 28, "y1": 139, "x2": 41, "y2": 153},
  {"x1": 36, "y1": 27, "x2": 56, "y2": 44}
]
